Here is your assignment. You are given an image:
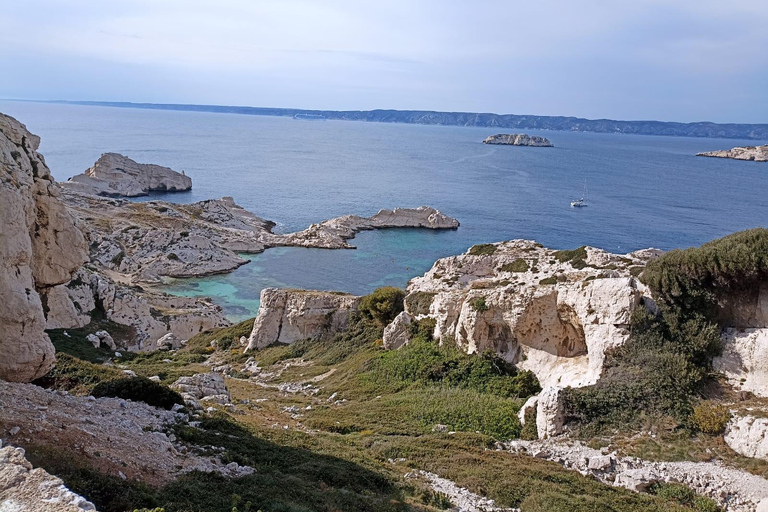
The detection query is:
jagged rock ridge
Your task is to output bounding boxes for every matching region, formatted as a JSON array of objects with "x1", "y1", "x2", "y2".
[
  {"x1": 482, "y1": 134, "x2": 553, "y2": 147},
  {"x1": 697, "y1": 144, "x2": 768, "y2": 162}
]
